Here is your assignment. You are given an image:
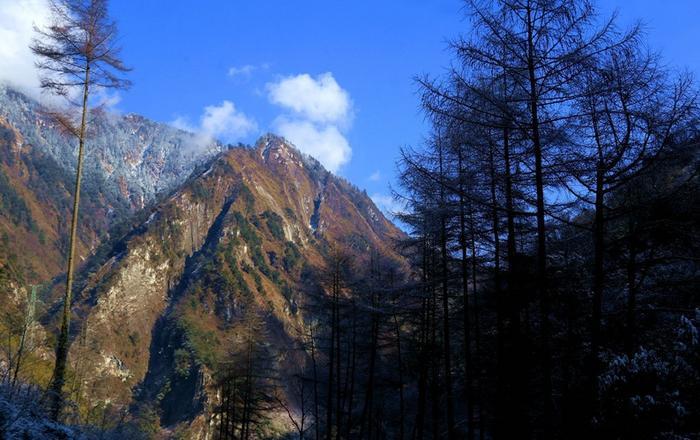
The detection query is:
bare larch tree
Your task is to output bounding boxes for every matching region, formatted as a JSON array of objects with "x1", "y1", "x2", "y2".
[{"x1": 30, "y1": 0, "x2": 130, "y2": 420}]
